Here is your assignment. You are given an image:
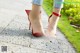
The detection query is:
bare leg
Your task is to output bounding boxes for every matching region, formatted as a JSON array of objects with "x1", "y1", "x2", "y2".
[
  {"x1": 46, "y1": 0, "x2": 64, "y2": 37},
  {"x1": 47, "y1": 8, "x2": 61, "y2": 36},
  {"x1": 29, "y1": 3, "x2": 44, "y2": 35}
]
